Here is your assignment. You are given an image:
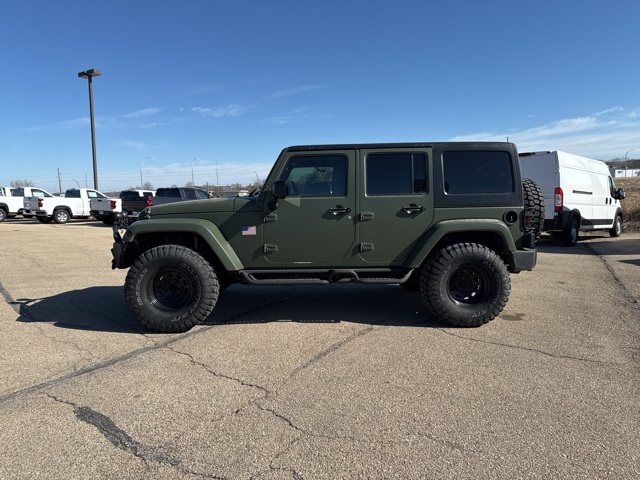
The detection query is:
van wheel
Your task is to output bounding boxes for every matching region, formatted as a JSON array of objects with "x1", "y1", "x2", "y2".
[
  {"x1": 420, "y1": 243, "x2": 510, "y2": 327},
  {"x1": 124, "y1": 244, "x2": 219, "y2": 332},
  {"x1": 609, "y1": 215, "x2": 622, "y2": 237},
  {"x1": 522, "y1": 178, "x2": 545, "y2": 239},
  {"x1": 53, "y1": 209, "x2": 70, "y2": 224},
  {"x1": 562, "y1": 218, "x2": 579, "y2": 246}
]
